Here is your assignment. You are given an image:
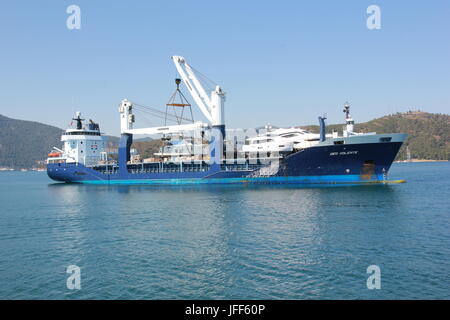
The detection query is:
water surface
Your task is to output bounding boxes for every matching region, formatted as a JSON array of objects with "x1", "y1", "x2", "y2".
[{"x1": 0, "y1": 163, "x2": 449, "y2": 299}]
